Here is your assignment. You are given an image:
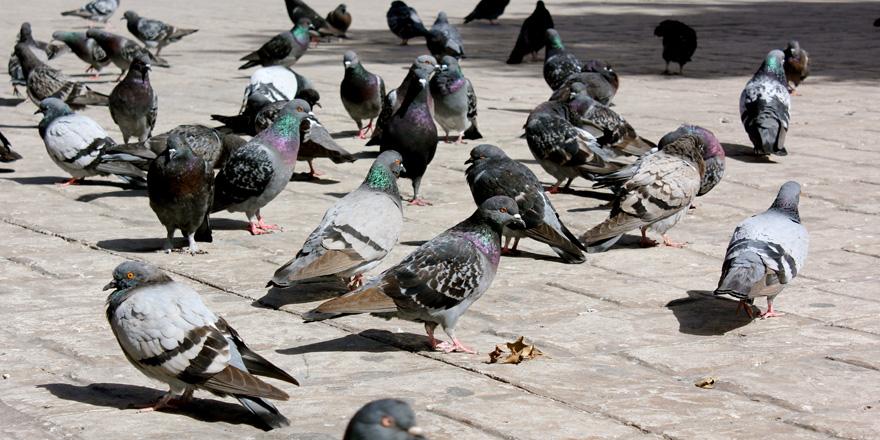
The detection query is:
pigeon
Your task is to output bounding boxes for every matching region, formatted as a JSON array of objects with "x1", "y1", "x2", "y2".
[
  {"x1": 783, "y1": 40, "x2": 810, "y2": 95},
  {"x1": 303, "y1": 196, "x2": 525, "y2": 354},
  {"x1": 550, "y1": 59, "x2": 619, "y2": 105},
  {"x1": 465, "y1": 144, "x2": 585, "y2": 263},
  {"x1": 104, "y1": 261, "x2": 299, "y2": 429},
  {"x1": 740, "y1": 50, "x2": 790, "y2": 157},
  {"x1": 344, "y1": 399, "x2": 426, "y2": 440},
  {"x1": 109, "y1": 54, "x2": 156, "y2": 143},
  {"x1": 86, "y1": 29, "x2": 169, "y2": 81},
  {"x1": 8, "y1": 23, "x2": 69, "y2": 95},
  {"x1": 0, "y1": 131, "x2": 22, "y2": 163},
  {"x1": 51, "y1": 31, "x2": 110, "y2": 78},
  {"x1": 14, "y1": 43, "x2": 109, "y2": 110},
  {"x1": 326, "y1": 4, "x2": 352, "y2": 36},
  {"x1": 367, "y1": 55, "x2": 439, "y2": 147},
  {"x1": 524, "y1": 98, "x2": 619, "y2": 193},
  {"x1": 286, "y1": 0, "x2": 346, "y2": 38},
  {"x1": 714, "y1": 181, "x2": 808, "y2": 318},
  {"x1": 464, "y1": 0, "x2": 510, "y2": 25},
  {"x1": 148, "y1": 134, "x2": 214, "y2": 254},
  {"x1": 429, "y1": 55, "x2": 481, "y2": 144},
  {"x1": 36, "y1": 97, "x2": 153, "y2": 186},
  {"x1": 386, "y1": 1, "x2": 430, "y2": 45},
  {"x1": 142, "y1": 125, "x2": 246, "y2": 170},
  {"x1": 582, "y1": 134, "x2": 705, "y2": 252},
  {"x1": 567, "y1": 82, "x2": 655, "y2": 158},
  {"x1": 269, "y1": 151, "x2": 405, "y2": 290},
  {"x1": 653, "y1": 20, "x2": 697, "y2": 75},
  {"x1": 507, "y1": 1, "x2": 554, "y2": 64},
  {"x1": 61, "y1": 0, "x2": 119, "y2": 26},
  {"x1": 341, "y1": 51, "x2": 385, "y2": 139},
  {"x1": 426, "y1": 12, "x2": 465, "y2": 60},
  {"x1": 211, "y1": 99, "x2": 312, "y2": 235},
  {"x1": 543, "y1": 29, "x2": 582, "y2": 90},
  {"x1": 239, "y1": 18, "x2": 312, "y2": 70},
  {"x1": 658, "y1": 125, "x2": 724, "y2": 198},
  {"x1": 121, "y1": 11, "x2": 198, "y2": 56}
]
